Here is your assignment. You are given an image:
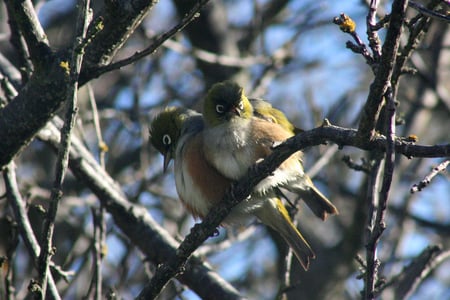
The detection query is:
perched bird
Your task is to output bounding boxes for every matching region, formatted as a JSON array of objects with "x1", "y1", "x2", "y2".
[
  {"x1": 250, "y1": 98, "x2": 303, "y2": 135},
  {"x1": 149, "y1": 107, "x2": 315, "y2": 270},
  {"x1": 202, "y1": 80, "x2": 338, "y2": 221}
]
